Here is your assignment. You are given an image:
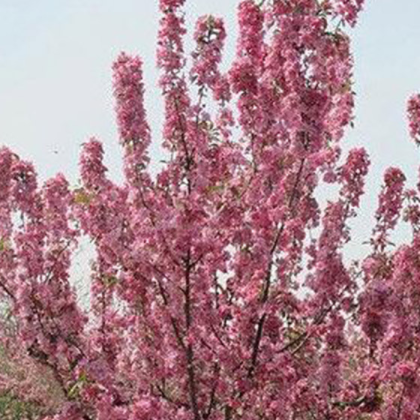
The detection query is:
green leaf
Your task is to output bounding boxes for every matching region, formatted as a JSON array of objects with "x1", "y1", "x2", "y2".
[
  {"x1": 67, "y1": 371, "x2": 89, "y2": 399},
  {"x1": 102, "y1": 275, "x2": 119, "y2": 287},
  {"x1": 74, "y1": 188, "x2": 94, "y2": 205},
  {"x1": 0, "y1": 237, "x2": 9, "y2": 252}
]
